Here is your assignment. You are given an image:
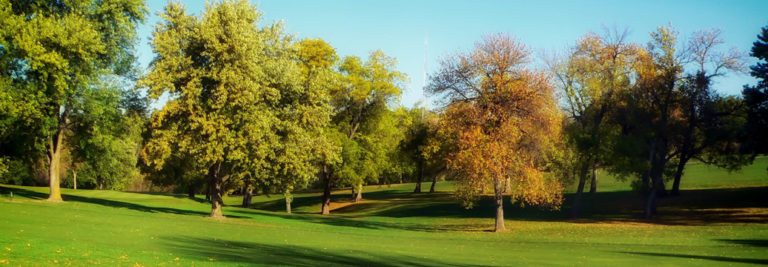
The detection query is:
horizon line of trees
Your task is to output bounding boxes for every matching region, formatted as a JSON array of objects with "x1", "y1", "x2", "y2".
[{"x1": 1, "y1": 0, "x2": 767, "y2": 231}]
